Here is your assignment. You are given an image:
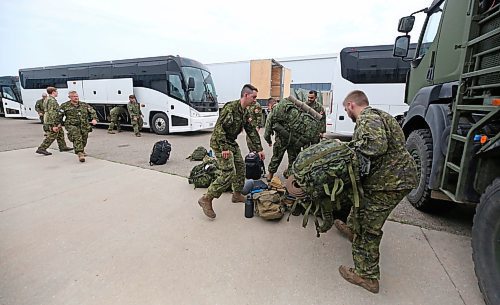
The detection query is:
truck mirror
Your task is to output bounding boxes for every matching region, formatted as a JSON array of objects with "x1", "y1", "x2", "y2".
[
  {"x1": 393, "y1": 35, "x2": 410, "y2": 58},
  {"x1": 188, "y1": 77, "x2": 195, "y2": 91},
  {"x1": 398, "y1": 16, "x2": 415, "y2": 33}
]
